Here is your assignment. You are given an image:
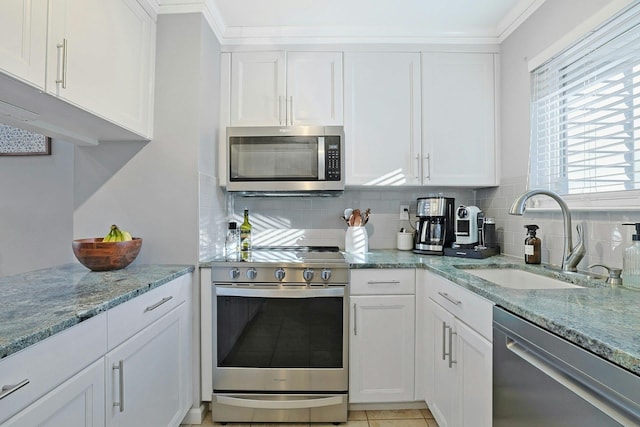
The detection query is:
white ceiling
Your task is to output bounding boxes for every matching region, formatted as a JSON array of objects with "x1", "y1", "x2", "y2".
[{"x1": 200, "y1": 0, "x2": 546, "y2": 45}]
